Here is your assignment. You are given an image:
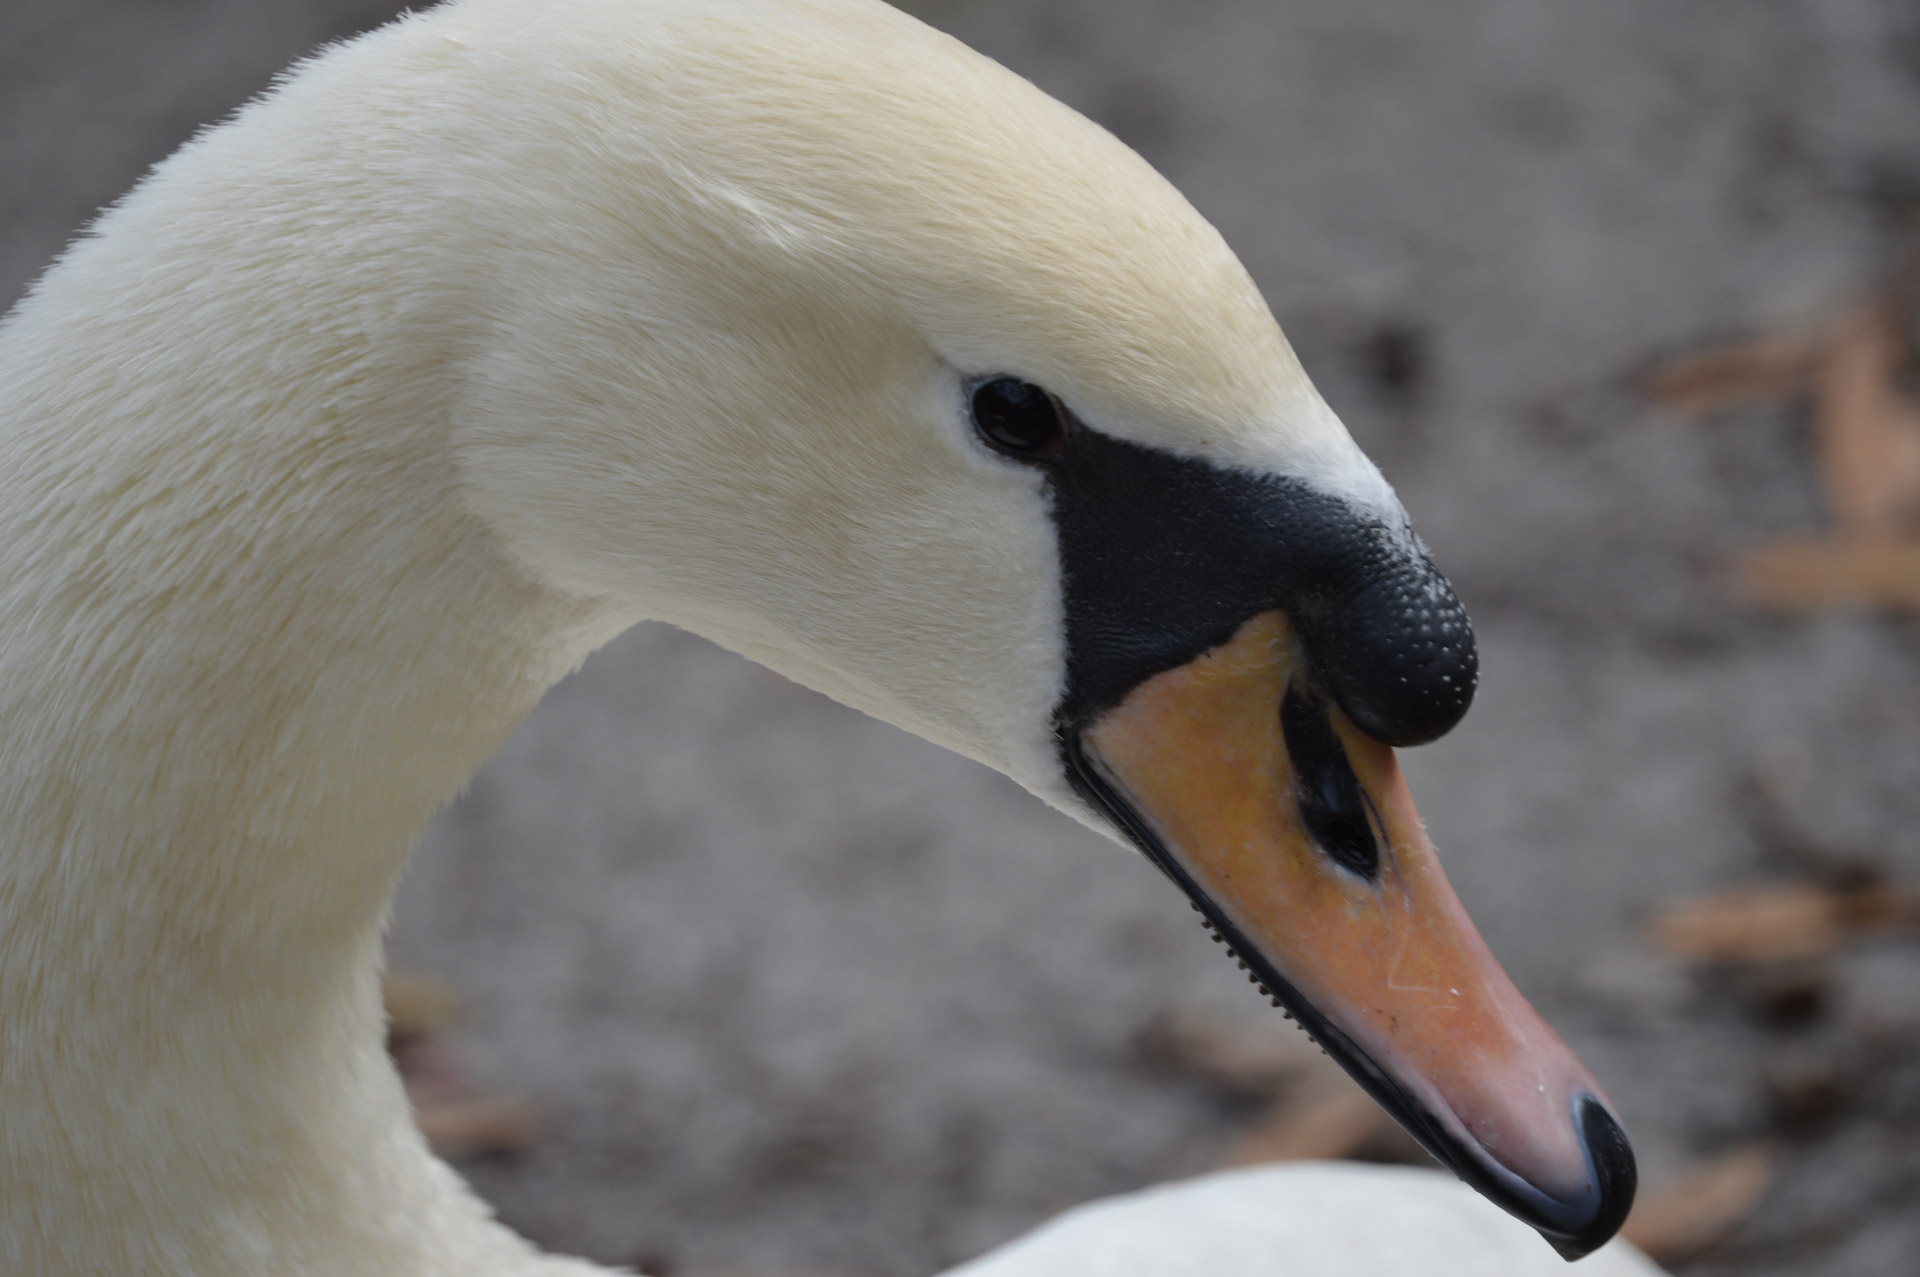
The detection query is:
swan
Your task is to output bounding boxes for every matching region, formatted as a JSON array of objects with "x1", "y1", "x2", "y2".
[{"x1": 0, "y1": 1, "x2": 1644, "y2": 1273}]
